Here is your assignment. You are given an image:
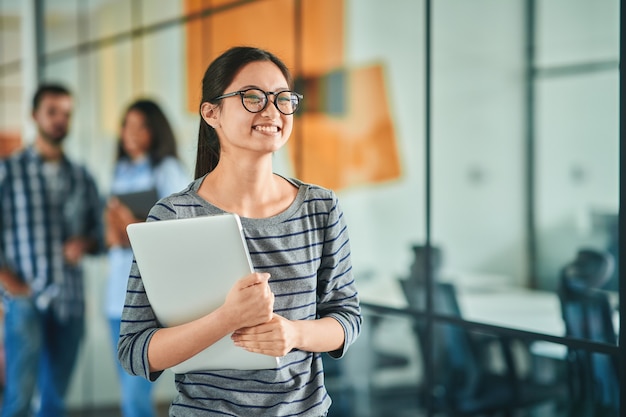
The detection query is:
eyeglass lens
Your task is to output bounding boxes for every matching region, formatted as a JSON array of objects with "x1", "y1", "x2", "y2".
[{"x1": 242, "y1": 89, "x2": 300, "y2": 115}]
